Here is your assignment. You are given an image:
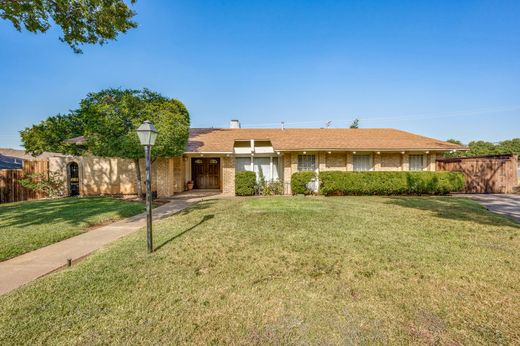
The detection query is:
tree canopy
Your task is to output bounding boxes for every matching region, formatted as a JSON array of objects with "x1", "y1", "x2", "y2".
[
  {"x1": 444, "y1": 138, "x2": 520, "y2": 158},
  {"x1": 19, "y1": 112, "x2": 85, "y2": 156},
  {"x1": 21, "y1": 88, "x2": 190, "y2": 159},
  {"x1": 0, "y1": 0, "x2": 137, "y2": 53},
  {"x1": 21, "y1": 88, "x2": 190, "y2": 198},
  {"x1": 80, "y1": 89, "x2": 190, "y2": 159}
]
